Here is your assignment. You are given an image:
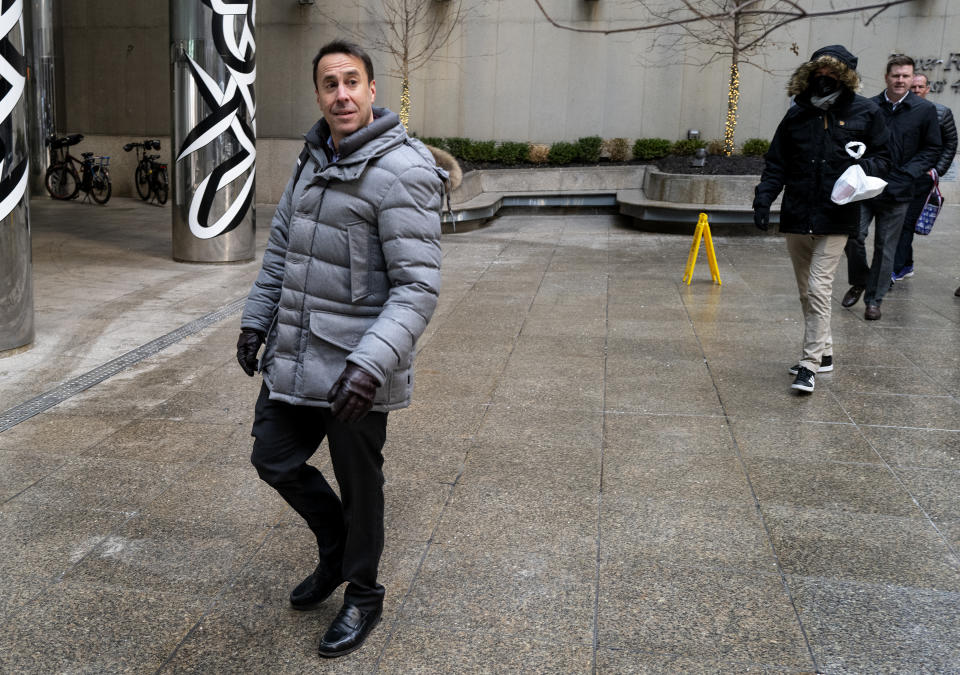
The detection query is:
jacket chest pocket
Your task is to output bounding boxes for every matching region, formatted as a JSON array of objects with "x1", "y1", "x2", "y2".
[{"x1": 346, "y1": 221, "x2": 388, "y2": 303}]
